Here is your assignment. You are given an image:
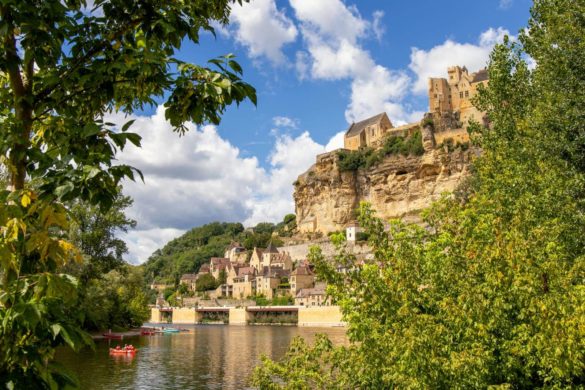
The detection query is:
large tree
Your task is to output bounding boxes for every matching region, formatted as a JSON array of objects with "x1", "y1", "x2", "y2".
[
  {"x1": 252, "y1": 0, "x2": 585, "y2": 388},
  {"x1": 0, "y1": 0, "x2": 255, "y2": 388}
]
